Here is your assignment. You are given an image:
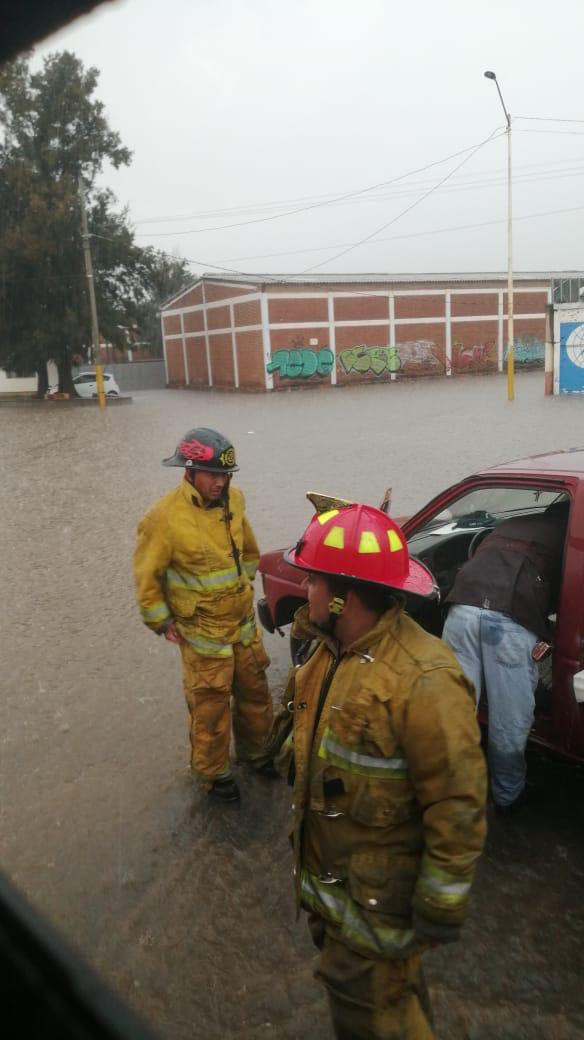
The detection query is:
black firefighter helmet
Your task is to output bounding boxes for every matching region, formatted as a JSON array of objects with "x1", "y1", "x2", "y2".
[{"x1": 162, "y1": 427, "x2": 239, "y2": 473}]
